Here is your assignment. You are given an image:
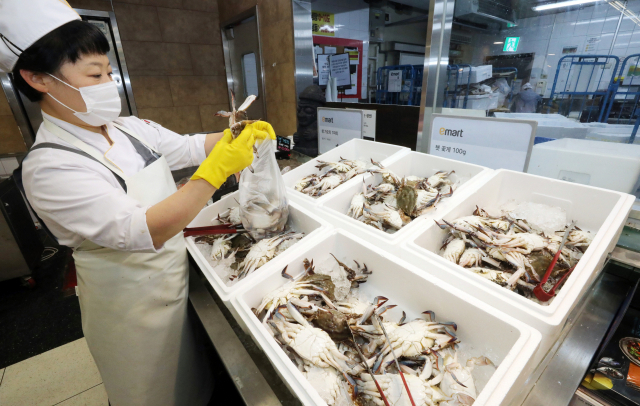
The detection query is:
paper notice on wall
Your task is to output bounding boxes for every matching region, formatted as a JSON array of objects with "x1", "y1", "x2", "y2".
[
  {"x1": 330, "y1": 53, "x2": 351, "y2": 89},
  {"x1": 325, "y1": 46, "x2": 337, "y2": 54},
  {"x1": 317, "y1": 54, "x2": 330, "y2": 86},
  {"x1": 584, "y1": 36, "x2": 600, "y2": 52},
  {"x1": 346, "y1": 65, "x2": 358, "y2": 95},
  {"x1": 388, "y1": 70, "x2": 402, "y2": 92}
]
